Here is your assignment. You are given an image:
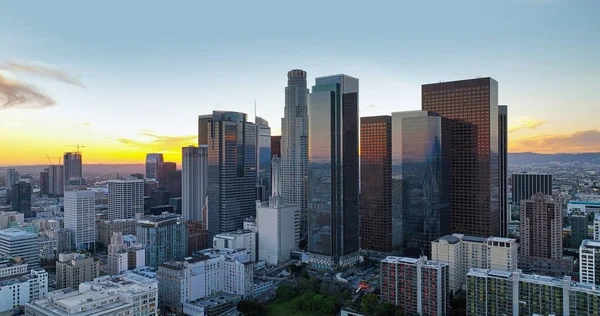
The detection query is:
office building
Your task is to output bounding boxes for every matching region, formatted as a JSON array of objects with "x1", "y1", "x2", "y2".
[
  {"x1": 204, "y1": 111, "x2": 256, "y2": 240},
  {"x1": 26, "y1": 272, "x2": 158, "y2": 316},
  {"x1": 256, "y1": 116, "x2": 271, "y2": 202},
  {"x1": 39, "y1": 236, "x2": 57, "y2": 260},
  {"x1": 108, "y1": 232, "x2": 145, "y2": 276},
  {"x1": 187, "y1": 221, "x2": 208, "y2": 256},
  {"x1": 145, "y1": 153, "x2": 163, "y2": 180},
  {"x1": 182, "y1": 145, "x2": 207, "y2": 222},
  {"x1": 580, "y1": 239, "x2": 600, "y2": 286},
  {"x1": 0, "y1": 228, "x2": 39, "y2": 270},
  {"x1": 467, "y1": 268, "x2": 600, "y2": 316},
  {"x1": 0, "y1": 258, "x2": 47, "y2": 313},
  {"x1": 308, "y1": 74, "x2": 360, "y2": 270},
  {"x1": 400, "y1": 111, "x2": 451, "y2": 257},
  {"x1": 213, "y1": 229, "x2": 256, "y2": 262},
  {"x1": 158, "y1": 161, "x2": 176, "y2": 186},
  {"x1": 499, "y1": 105, "x2": 508, "y2": 236},
  {"x1": 571, "y1": 214, "x2": 589, "y2": 248},
  {"x1": 11, "y1": 181, "x2": 33, "y2": 218},
  {"x1": 55, "y1": 253, "x2": 100, "y2": 289},
  {"x1": 0, "y1": 211, "x2": 24, "y2": 229},
  {"x1": 46, "y1": 165, "x2": 63, "y2": 196},
  {"x1": 157, "y1": 252, "x2": 252, "y2": 315},
  {"x1": 511, "y1": 173, "x2": 553, "y2": 221},
  {"x1": 6, "y1": 169, "x2": 19, "y2": 190},
  {"x1": 422, "y1": 77, "x2": 499, "y2": 237},
  {"x1": 63, "y1": 152, "x2": 82, "y2": 185},
  {"x1": 150, "y1": 186, "x2": 170, "y2": 206},
  {"x1": 359, "y1": 116, "x2": 392, "y2": 252},
  {"x1": 431, "y1": 234, "x2": 518, "y2": 294},
  {"x1": 256, "y1": 157, "x2": 300, "y2": 265},
  {"x1": 281, "y1": 69, "x2": 309, "y2": 240},
  {"x1": 595, "y1": 214, "x2": 600, "y2": 240},
  {"x1": 271, "y1": 135, "x2": 281, "y2": 158},
  {"x1": 39, "y1": 170, "x2": 49, "y2": 196},
  {"x1": 136, "y1": 214, "x2": 187, "y2": 267},
  {"x1": 63, "y1": 191, "x2": 95, "y2": 251},
  {"x1": 380, "y1": 256, "x2": 449, "y2": 316},
  {"x1": 520, "y1": 193, "x2": 571, "y2": 275},
  {"x1": 96, "y1": 219, "x2": 137, "y2": 248},
  {"x1": 569, "y1": 200, "x2": 600, "y2": 214},
  {"x1": 165, "y1": 170, "x2": 182, "y2": 198},
  {"x1": 108, "y1": 179, "x2": 144, "y2": 220}
]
